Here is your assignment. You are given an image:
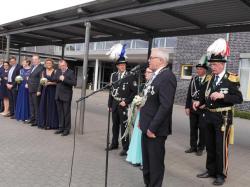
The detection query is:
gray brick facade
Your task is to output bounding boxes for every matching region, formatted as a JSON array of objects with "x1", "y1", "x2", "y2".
[{"x1": 173, "y1": 33, "x2": 250, "y2": 112}]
